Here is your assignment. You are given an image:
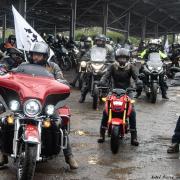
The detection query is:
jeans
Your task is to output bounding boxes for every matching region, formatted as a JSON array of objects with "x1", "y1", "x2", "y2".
[{"x1": 172, "y1": 116, "x2": 180, "y2": 143}]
